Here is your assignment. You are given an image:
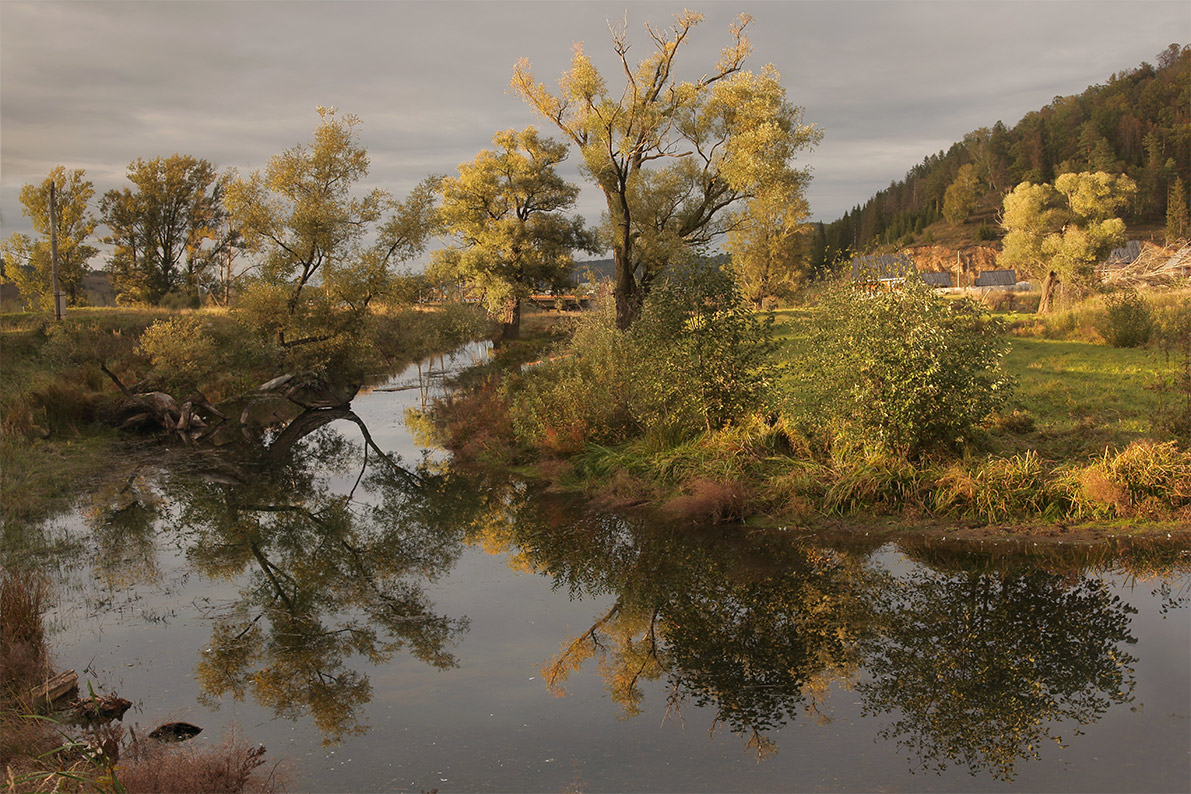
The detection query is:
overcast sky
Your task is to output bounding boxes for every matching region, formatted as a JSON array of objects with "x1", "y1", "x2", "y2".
[{"x1": 2, "y1": 0, "x2": 1187, "y2": 256}]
